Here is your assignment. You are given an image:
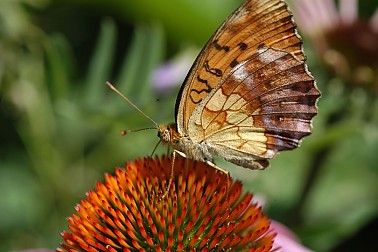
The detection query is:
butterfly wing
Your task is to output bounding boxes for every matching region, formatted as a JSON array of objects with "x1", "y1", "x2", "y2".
[
  {"x1": 188, "y1": 46, "x2": 320, "y2": 169},
  {"x1": 175, "y1": 0, "x2": 307, "y2": 135}
]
